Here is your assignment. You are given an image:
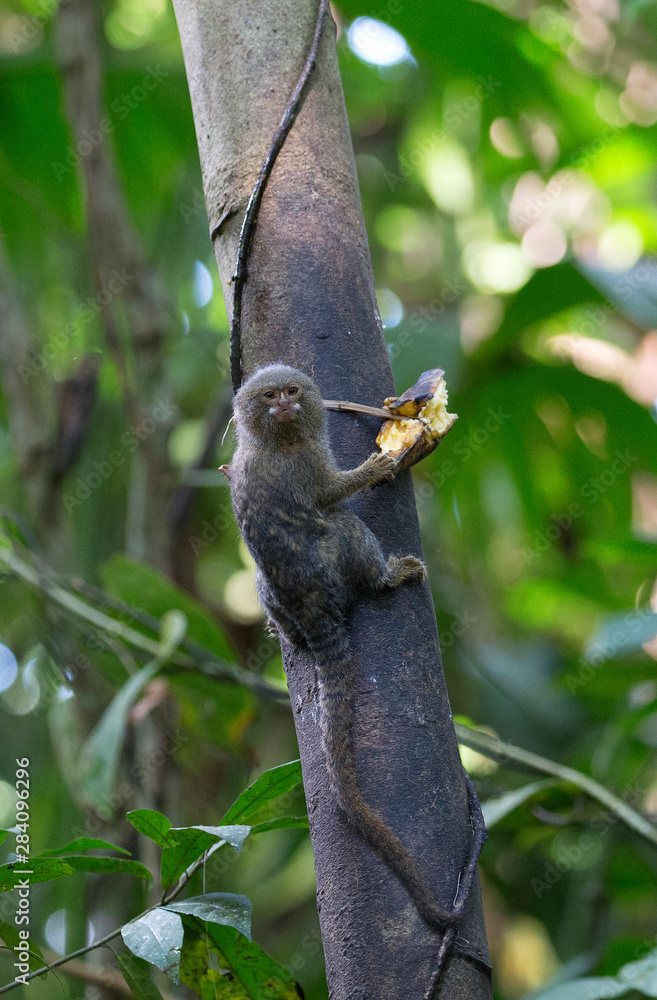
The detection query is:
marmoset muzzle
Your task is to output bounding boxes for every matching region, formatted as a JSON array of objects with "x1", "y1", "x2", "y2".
[{"x1": 271, "y1": 400, "x2": 300, "y2": 422}]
